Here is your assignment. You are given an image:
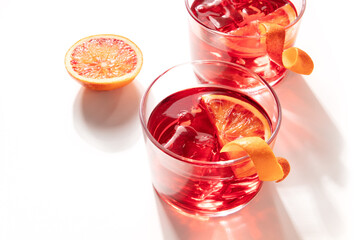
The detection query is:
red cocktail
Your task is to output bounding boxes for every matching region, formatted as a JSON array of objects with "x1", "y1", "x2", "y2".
[
  {"x1": 185, "y1": 0, "x2": 306, "y2": 85},
  {"x1": 140, "y1": 61, "x2": 281, "y2": 216}
]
